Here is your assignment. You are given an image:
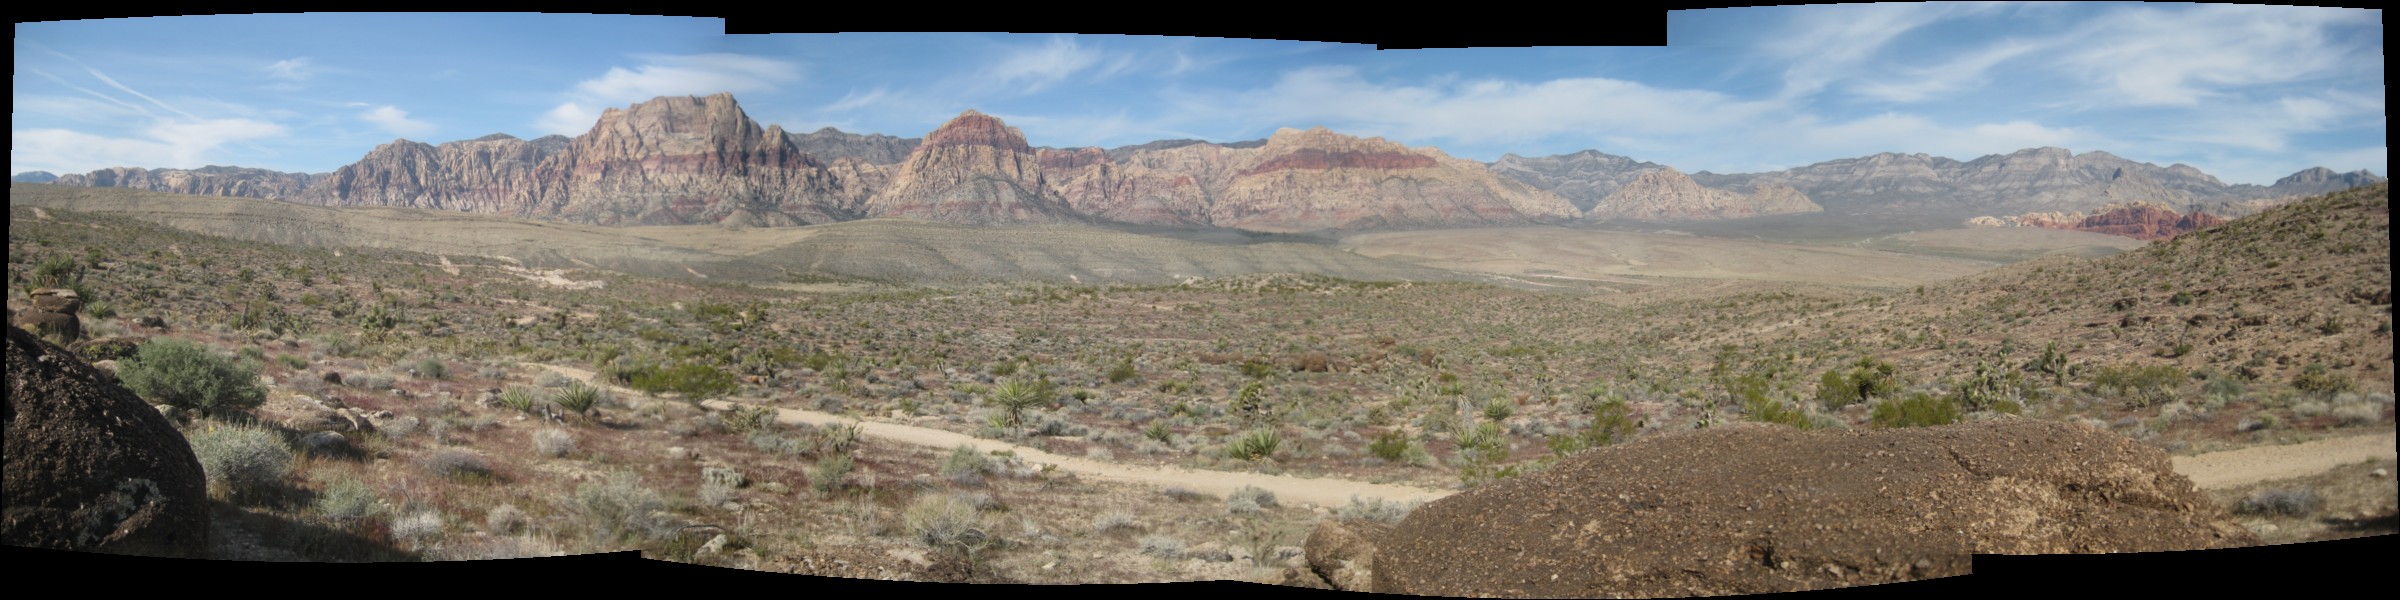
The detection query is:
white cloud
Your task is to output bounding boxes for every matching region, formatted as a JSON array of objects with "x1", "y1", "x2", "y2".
[
  {"x1": 266, "y1": 57, "x2": 313, "y2": 80},
  {"x1": 360, "y1": 105, "x2": 435, "y2": 138},
  {"x1": 2056, "y1": 5, "x2": 2378, "y2": 107},
  {"x1": 12, "y1": 118, "x2": 286, "y2": 174},
  {"x1": 1759, "y1": 3, "x2": 2000, "y2": 101},
  {"x1": 534, "y1": 102, "x2": 602, "y2": 136},
  {"x1": 568, "y1": 53, "x2": 801, "y2": 105},
  {"x1": 821, "y1": 87, "x2": 891, "y2": 113},
  {"x1": 1847, "y1": 39, "x2": 2046, "y2": 103},
  {"x1": 1174, "y1": 66, "x2": 1778, "y2": 146},
  {"x1": 982, "y1": 36, "x2": 1114, "y2": 95},
  {"x1": 1737, "y1": 112, "x2": 2104, "y2": 166}
]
